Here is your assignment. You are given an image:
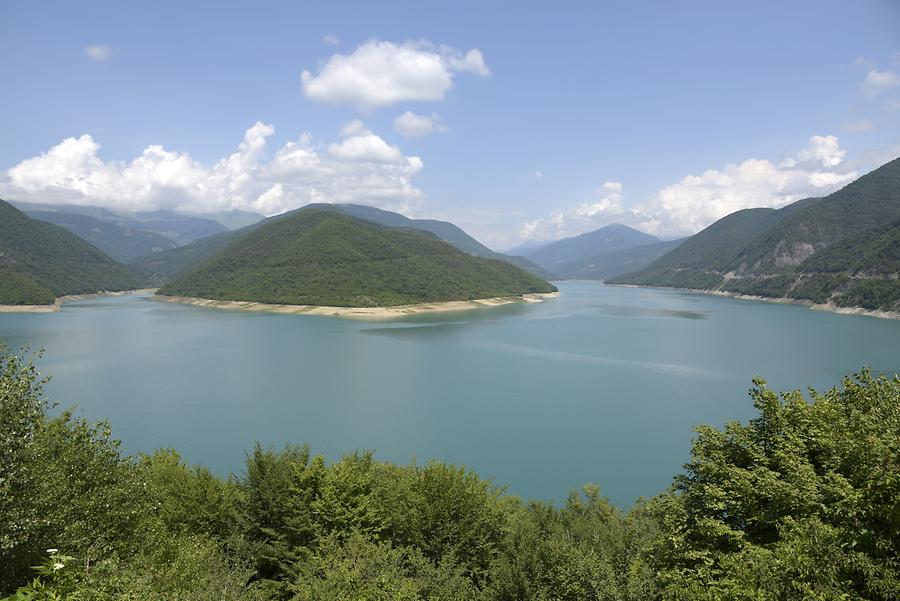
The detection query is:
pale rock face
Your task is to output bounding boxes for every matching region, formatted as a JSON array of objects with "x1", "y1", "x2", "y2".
[{"x1": 774, "y1": 241, "x2": 817, "y2": 267}]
